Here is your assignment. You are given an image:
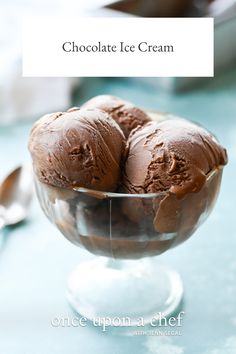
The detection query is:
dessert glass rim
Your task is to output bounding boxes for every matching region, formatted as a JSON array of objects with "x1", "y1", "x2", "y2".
[{"x1": 34, "y1": 166, "x2": 223, "y2": 200}]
